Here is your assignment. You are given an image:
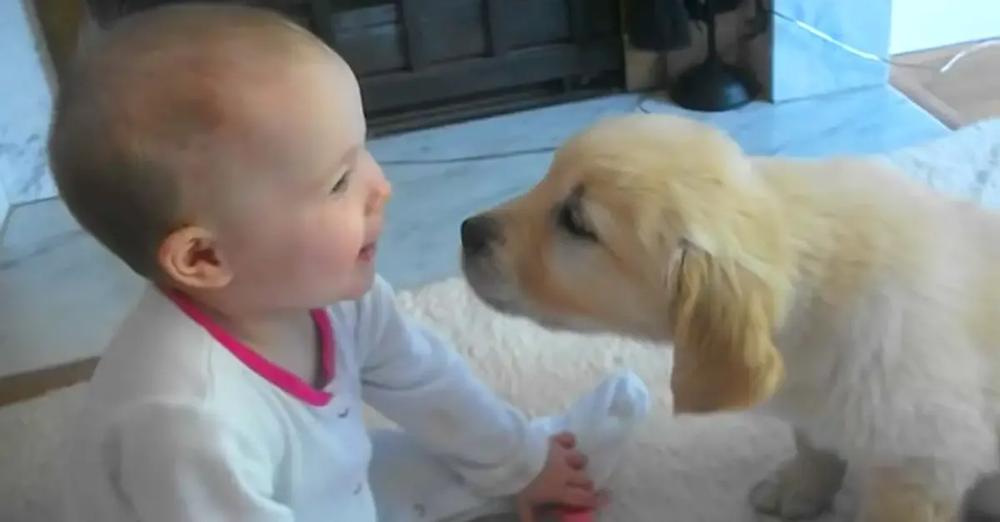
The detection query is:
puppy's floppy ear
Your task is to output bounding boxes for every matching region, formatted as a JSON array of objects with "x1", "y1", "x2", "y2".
[{"x1": 666, "y1": 242, "x2": 785, "y2": 413}]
